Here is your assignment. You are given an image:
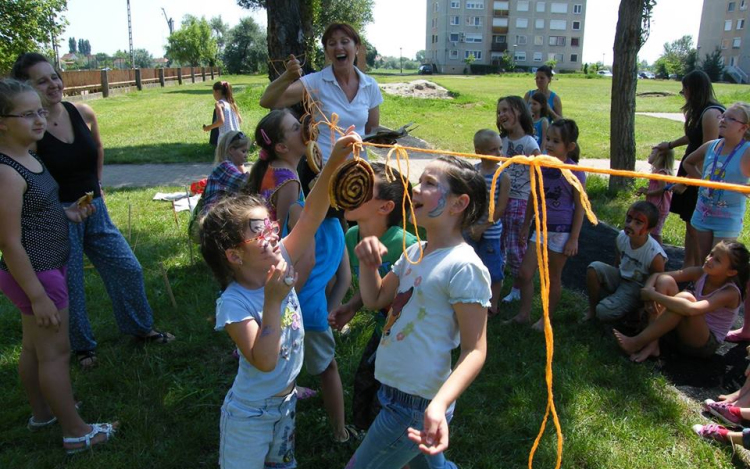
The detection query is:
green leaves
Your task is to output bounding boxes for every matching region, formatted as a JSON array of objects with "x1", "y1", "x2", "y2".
[
  {"x1": 0, "y1": 0, "x2": 68, "y2": 74},
  {"x1": 165, "y1": 16, "x2": 218, "y2": 67}
]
